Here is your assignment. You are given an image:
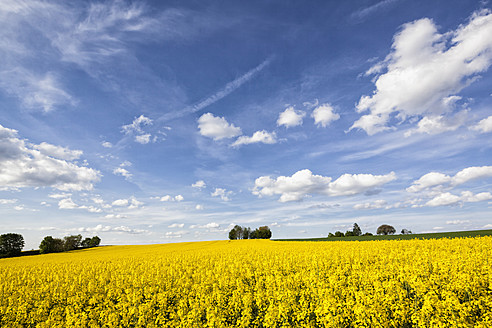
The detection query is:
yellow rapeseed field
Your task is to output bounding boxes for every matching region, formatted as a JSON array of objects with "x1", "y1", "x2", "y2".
[{"x1": 0, "y1": 237, "x2": 491, "y2": 327}]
